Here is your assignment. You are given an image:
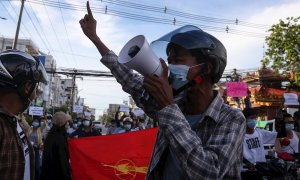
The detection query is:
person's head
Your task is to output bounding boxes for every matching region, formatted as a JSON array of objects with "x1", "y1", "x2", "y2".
[
  {"x1": 32, "y1": 119, "x2": 40, "y2": 129},
  {"x1": 39, "y1": 116, "x2": 47, "y2": 128},
  {"x1": 283, "y1": 113, "x2": 294, "y2": 132},
  {"x1": 82, "y1": 119, "x2": 92, "y2": 127},
  {"x1": 52, "y1": 112, "x2": 71, "y2": 128},
  {"x1": 153, "y1": 25, "x2": 226, "y2": 91},
  {"x1": 72, "y1": 119, "x2": 78, "y2": 129},
  {"x1": 123, "y1": 117, "x2": 133, "y2": 131},
  {"x1": 0, "y1": 50, "x2": 48, "y2": 114},
  {"x1": 242, "y1": 108, "x2": 257, "y2": 129}
]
